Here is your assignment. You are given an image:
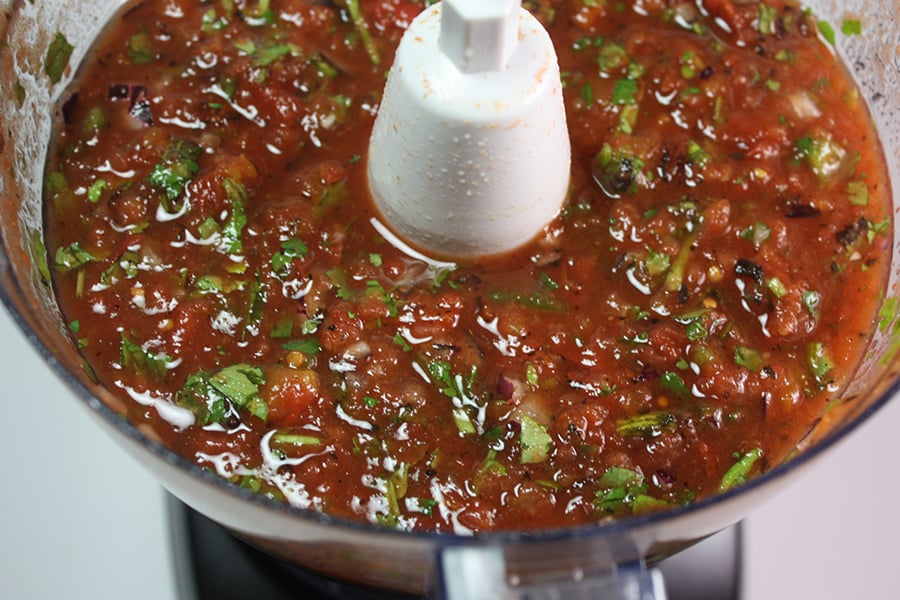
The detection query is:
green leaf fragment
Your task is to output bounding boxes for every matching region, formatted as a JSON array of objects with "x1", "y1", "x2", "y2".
[
  {"x1": 519, "y1": 414, "x2": 553, "y2": 464},
  {"x1": 719, "y1": 448, "x2": 762, "y2": 491},
  {"x1": 270, "y1": 318, "x2": 294, "y2": 339},
  {"x1": 283, "y1": 338, "x2": 321, "y2": 355},
  {"x1": 44, "y1": 33, "x2": 74, "y2": 84},
  {"x1": 221, "y1": 179, "x2": 248, "y2": 254},
  {"x1": 54, "y1": 242, "x2": 94, "y2": 272},
  {"x1": 149, "y1": 140, "x2": 202, "y2": 200},
  {"x1": 597, "y1": 466, "x2": 644, "y2": 489},
  {"x1": 612, "y1": 78, "x2": 638, "y2": 105},
  {"x1": 740, "y1": 222, "x2": 772, "y2": 246},
  {"x1": 660, "y1": 371, "x2": 691, "y2": 397},
  {"x1": 87, "y1": 179, "x2": 108, "y2": 203},
  {"x1": 271, "y1": 238, "x2": 309, "y2": 276},
  {"x1": 808, "y1": 341, "x2": 834, "y2": 384},
  {"x1": 841, "y1": 19, "x2": 862, "y2": 36},
  {"x1": 120, "y1": 334, "x2": 170, "y2": 380},
  {"x1": 757, "y1": 4, "x2": 778, "y2": 35},
  {"x1": 818, "y1": 20, "x2": 837, "y2": 46},
  {"x1": 847, "y1": 181, "x2": 869, "y2": 206},
  {"x1": 735, "y1": 346, "x2": 765, "y2": 372},
  {"x1": 617, "y1": 411, "x2": 676, "y2": 437}
]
